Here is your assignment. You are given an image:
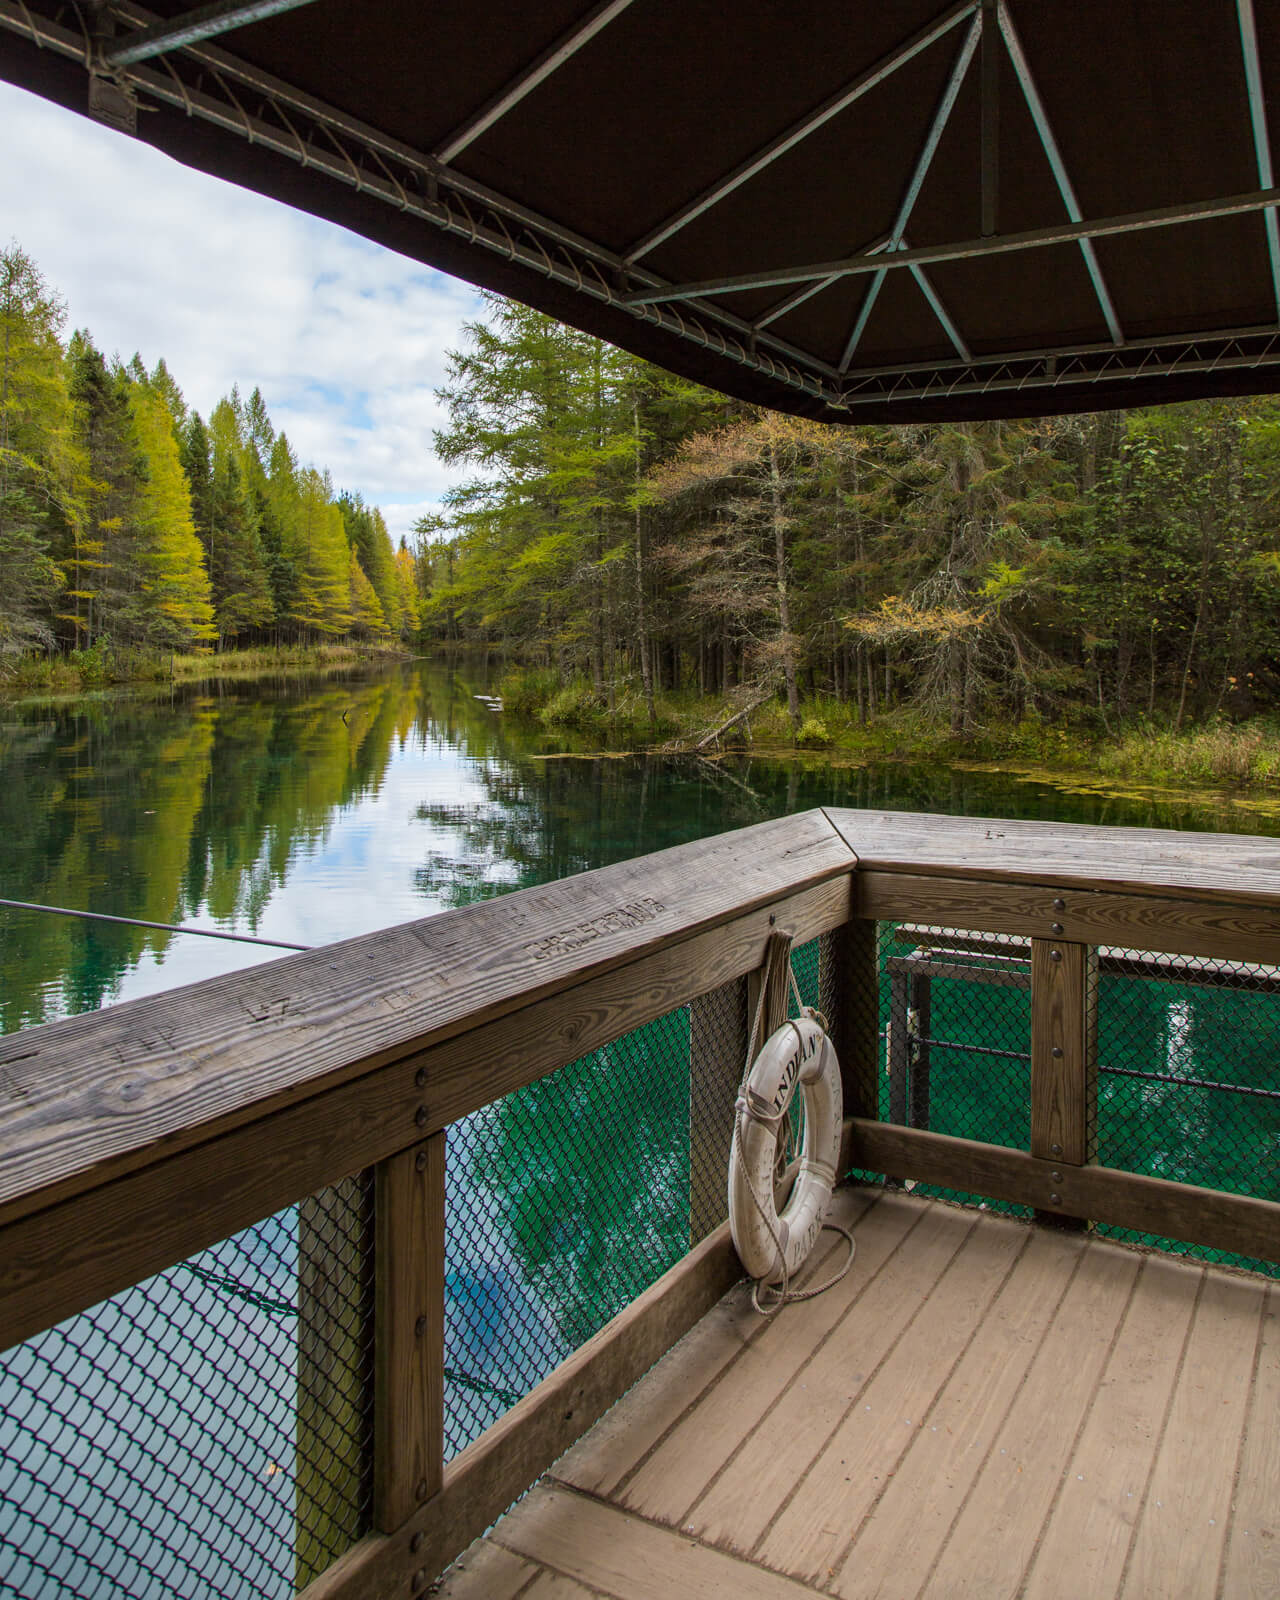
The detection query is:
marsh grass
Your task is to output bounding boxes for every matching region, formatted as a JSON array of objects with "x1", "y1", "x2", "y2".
[{"x1": 0, "y1": 642, "x2": 406, "y2": 701}]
